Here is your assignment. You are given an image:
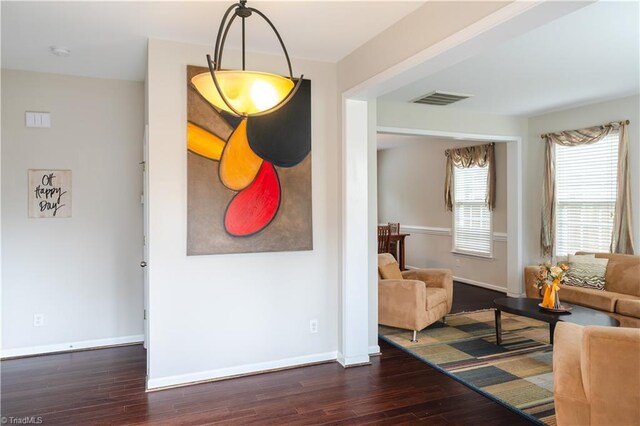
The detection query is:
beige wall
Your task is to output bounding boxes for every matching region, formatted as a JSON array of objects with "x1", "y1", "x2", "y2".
[
  {"x1": 377, "y1": 138, "x2": 508, "y2": 291},
  {"x1": 1, "y1": 70, "x2": 144, "y2": 356},
  {"x1": 146, "y1": 39, "x2": 340, "y2": 388},
  {"x1": 525, "y1": 95, "x2": 640, "y2": 264}
]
